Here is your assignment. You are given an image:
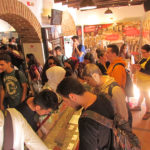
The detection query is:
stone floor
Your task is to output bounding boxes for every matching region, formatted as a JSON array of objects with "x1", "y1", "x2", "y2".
[
  {"x1": 44, "y1": 97, "x2": 150, "y2": 150},
  {"x1": 131, "y1": 99, "x2": 150, "y2": 150}
]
